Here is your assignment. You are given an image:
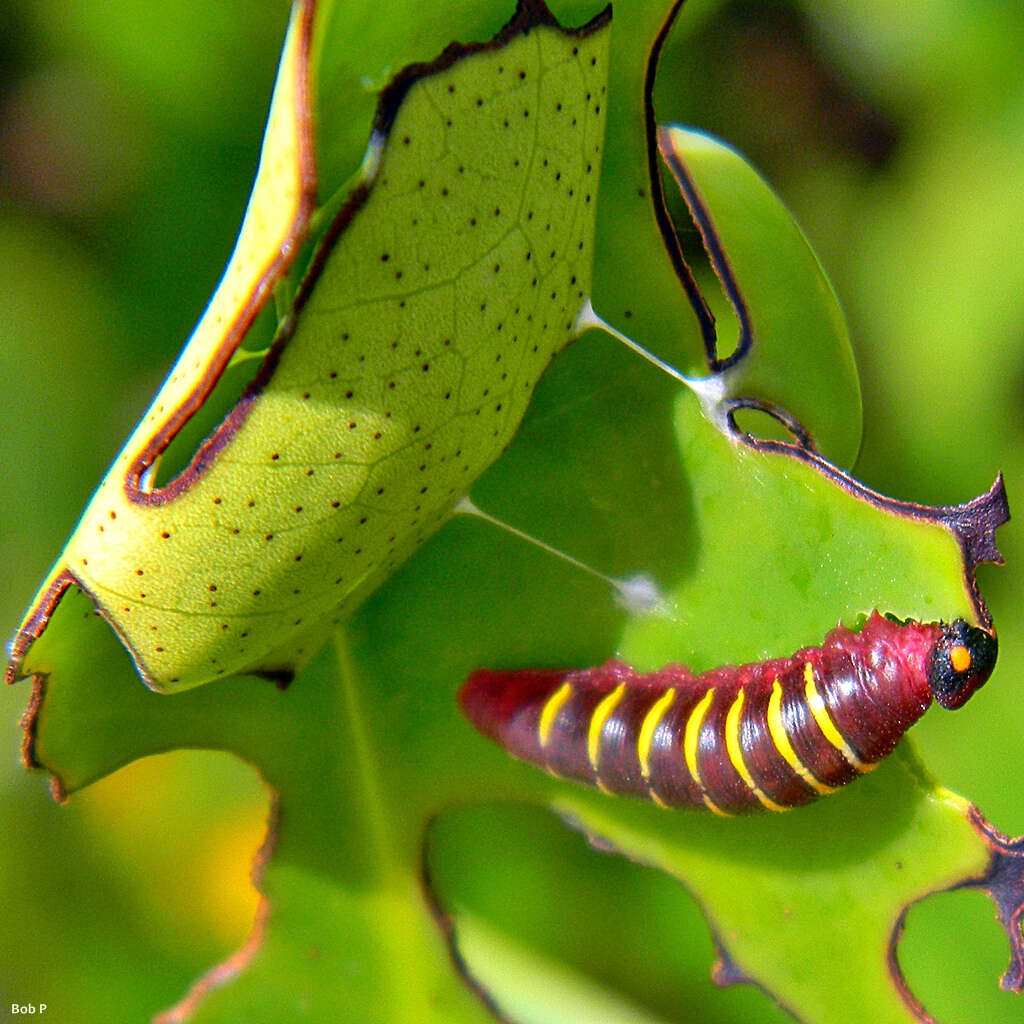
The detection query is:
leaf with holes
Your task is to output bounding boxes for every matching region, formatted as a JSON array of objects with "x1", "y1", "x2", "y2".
[
  {"x1": 6, "y1": 0, "x2": 611, "y2": 694},
  {"x1": 7, "y1": 1, "x2": 1024, "y2": 1023}
]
